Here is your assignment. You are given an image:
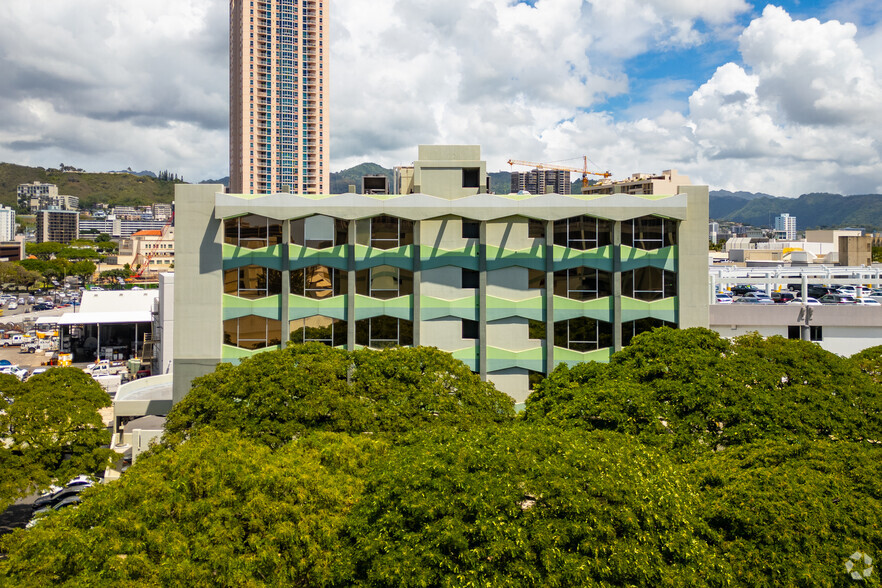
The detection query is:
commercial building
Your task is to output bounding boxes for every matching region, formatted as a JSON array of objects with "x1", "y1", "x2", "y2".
[
  {"x1": 775, "y1": 213, "x2": 796, "y2": 240},
  {"x1": 79, "y1": 215, "x2": 167, "y2": 239},
  {"x1": 0, "y1": 205, "x2": 16, "y2": 242},
  {"x1": 511, "y1": 169, "x2": 571, "y2": 195},
  {"x1": 229, "y1": 0, "x2": 329, "y2": 194},
  {"x1": 17, "y1": 182, "x2": 78, "y2": 212},
  {"x1": 174, "y1": 145, "x2": 708, "y2": 404},
  {"x1": 582, "y1": 169, "x2": 691, "y2": 196},
  {"x1": 114, "y1": 225, "x2": 175, "y2": 273},
  {"x1": 36, "y1": 209, "x2": 79, "y2": 243}
]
